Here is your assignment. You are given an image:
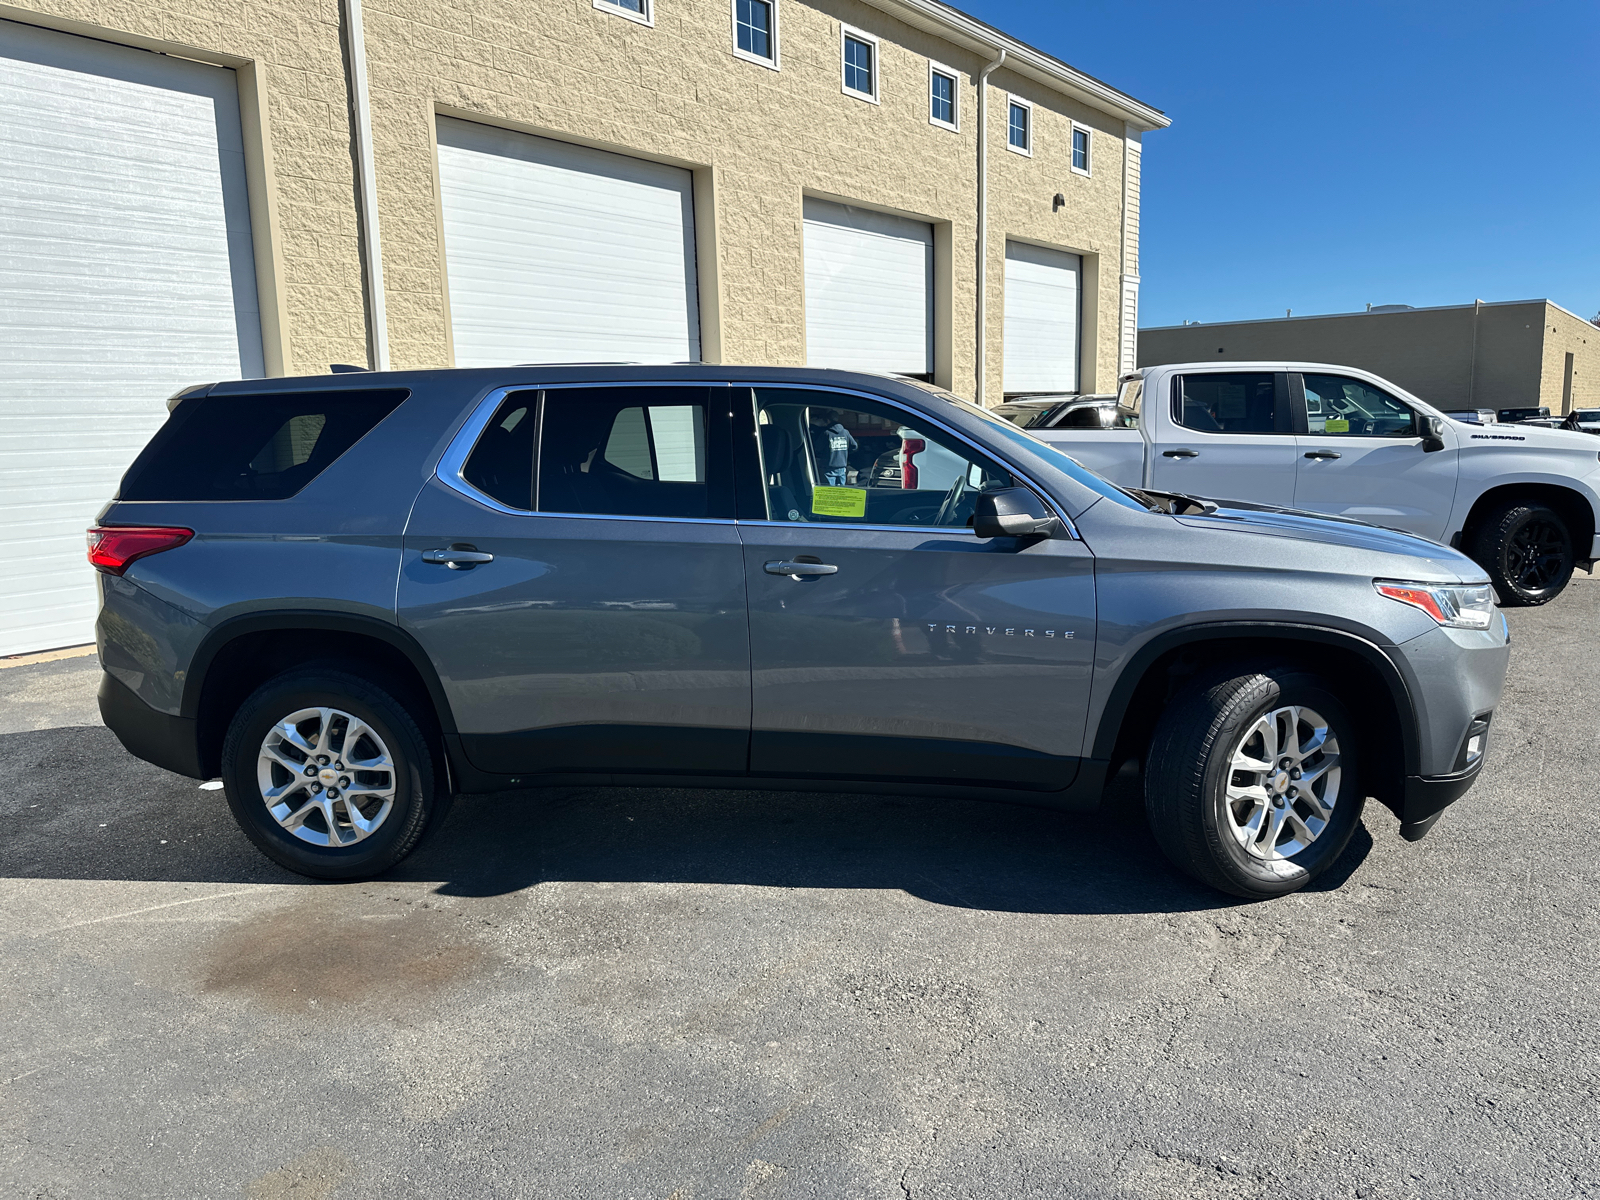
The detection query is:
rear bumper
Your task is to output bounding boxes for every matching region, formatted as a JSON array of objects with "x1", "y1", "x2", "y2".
[{"x1": 98, "y1": 670, "x2": 204, "y2": 779}]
